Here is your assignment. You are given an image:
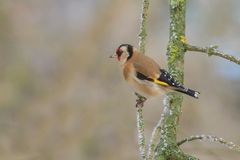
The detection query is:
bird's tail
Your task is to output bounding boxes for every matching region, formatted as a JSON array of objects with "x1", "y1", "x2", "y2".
[{"x1": 174, "y1": 88, "x2": 200, "y2": 99}]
